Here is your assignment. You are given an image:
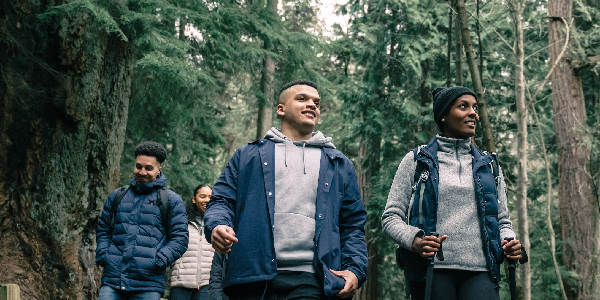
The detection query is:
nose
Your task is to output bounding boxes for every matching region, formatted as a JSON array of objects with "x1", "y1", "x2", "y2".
[
  {"x1": 468, "y1": 107, "x2": 477, "y2": 116},
  {"x1": 306, "y1": 100, "x2": 317, "y2": 110},
  {"x1": 139, "y1": 168, "x2": 147, "y2": 175}
]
